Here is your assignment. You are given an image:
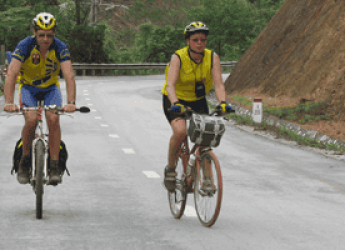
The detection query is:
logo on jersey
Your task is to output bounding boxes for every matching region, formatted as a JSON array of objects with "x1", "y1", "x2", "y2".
[
  {"x1": 32, "y1": 53, "x2": 40, "y2": 65},
  {"x1": 13, "y1": 48, "x2": 25, "y2": 62},
  {"x1": 60, "y1": 49, "x2": 70, "y2": 60},
  {"x1": 45, "y1": 58, "x2": 58, "y2": 75}
]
